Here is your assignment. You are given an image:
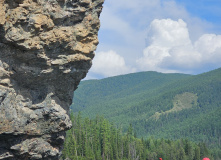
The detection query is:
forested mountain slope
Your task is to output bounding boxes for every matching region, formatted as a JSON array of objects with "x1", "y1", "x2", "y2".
[
  {"x1": 71, "y1": 68, "x2": 221, "y2": 147},
  {"x1": 62, "y1": 113, "x2": 220, "y2": 160}
]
